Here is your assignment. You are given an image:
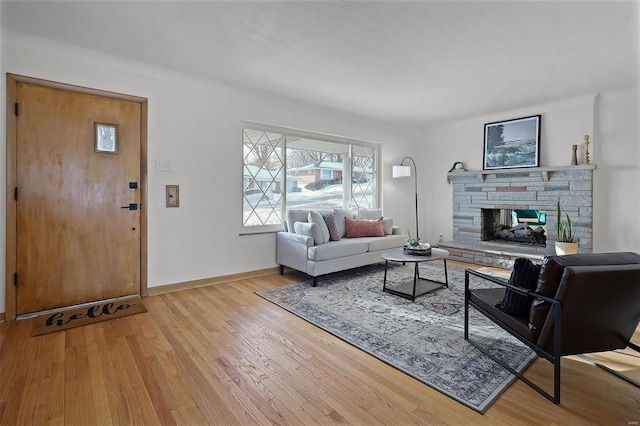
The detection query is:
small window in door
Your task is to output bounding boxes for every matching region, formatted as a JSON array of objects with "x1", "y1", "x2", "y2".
[{"x1": 95, "y1": 122, "x2": 118, "y2": 154}]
